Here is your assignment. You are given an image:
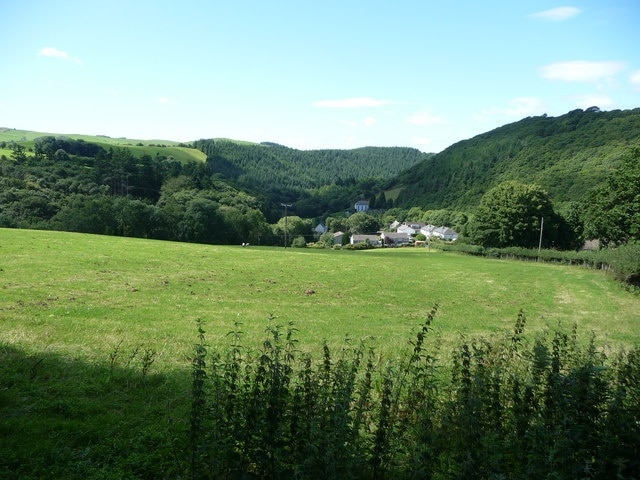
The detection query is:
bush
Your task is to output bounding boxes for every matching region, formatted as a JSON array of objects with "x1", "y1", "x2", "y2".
[
  {"x1": 291, "y1": 236, "x2": 307, "y2": 248},
  {"x1": 601, "y1": 242, "x2": 640, "y2": 286}
]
